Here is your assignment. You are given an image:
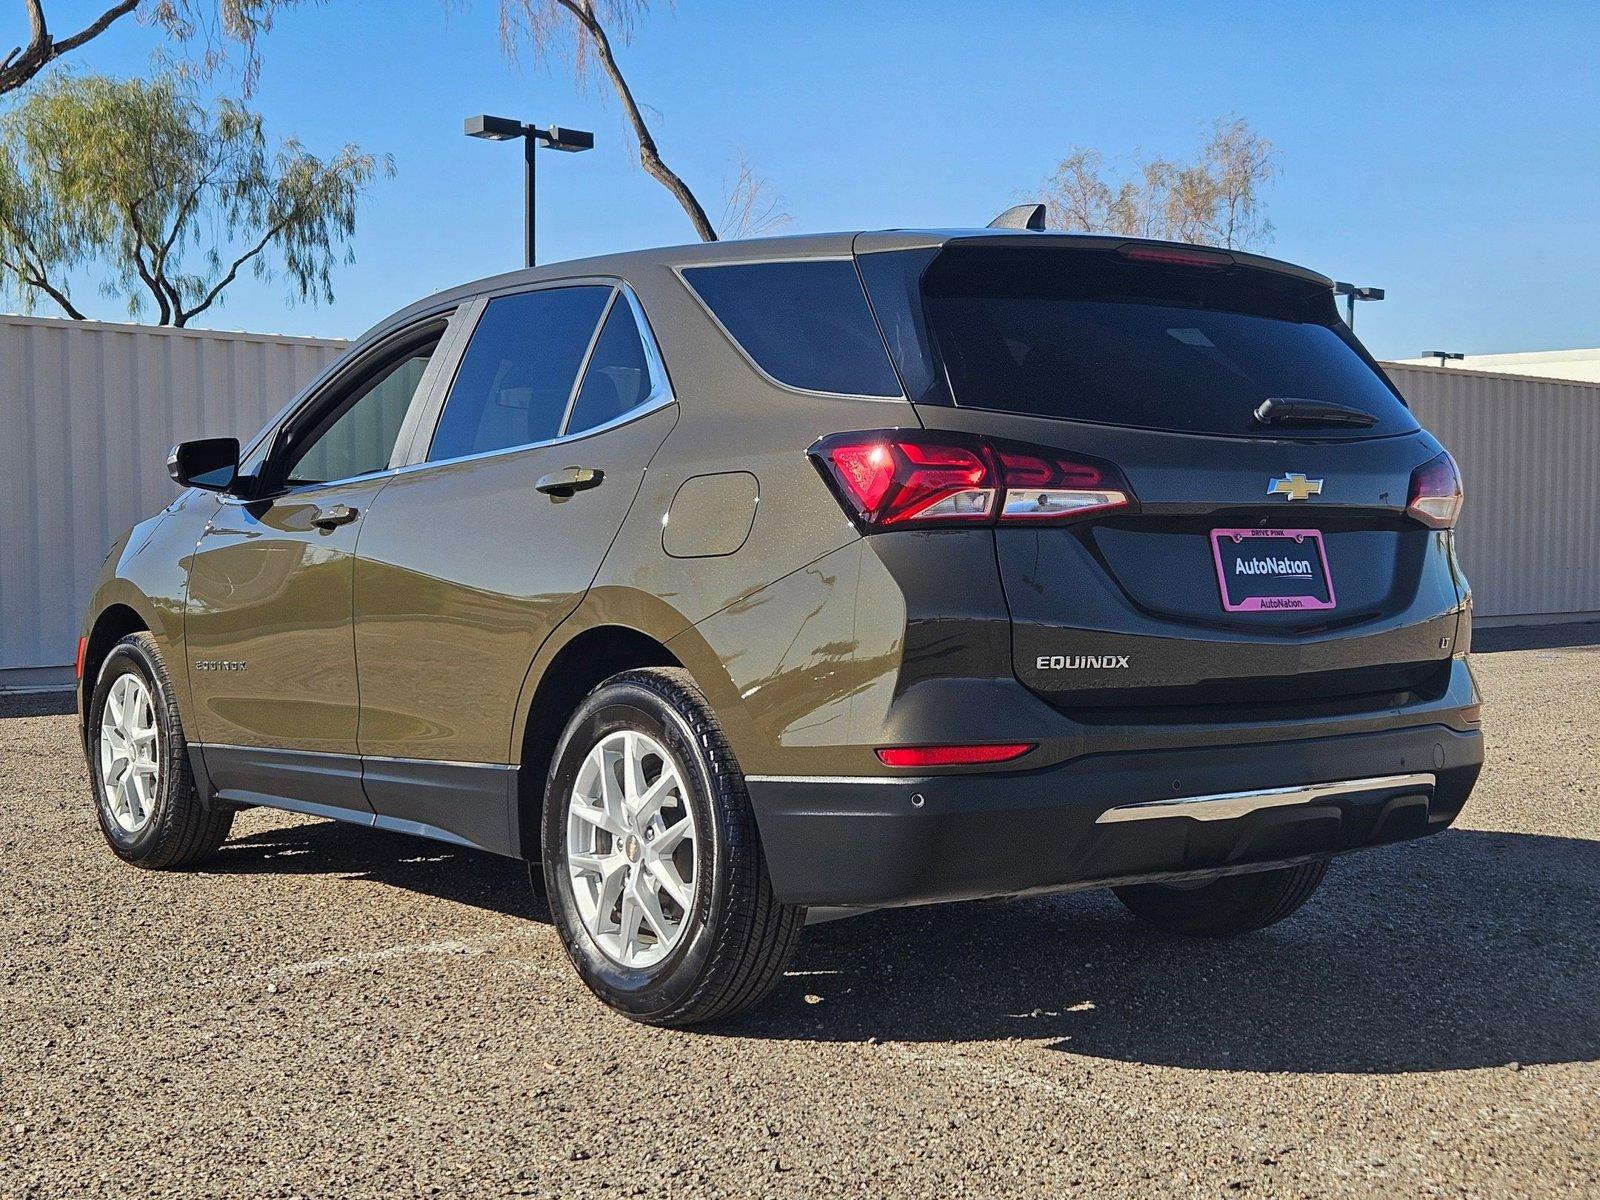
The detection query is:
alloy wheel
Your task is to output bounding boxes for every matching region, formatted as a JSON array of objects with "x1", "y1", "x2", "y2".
[
  {"x1": 565, "y1": 729, "x2": 698, "y2": 969},
  {"x1": 99, "y1": 672, "x2": 160, "y2": 834}
]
